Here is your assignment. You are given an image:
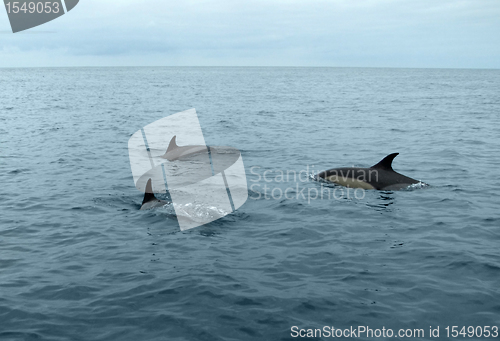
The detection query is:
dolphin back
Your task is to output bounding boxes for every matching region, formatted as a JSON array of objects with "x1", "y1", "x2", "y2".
[
  {"x1": 161, "y1": 135, "x2": 209, "y2": 161},
  {"x1": 318, "y1": 153, "x2": 422, "y2": 190}
]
